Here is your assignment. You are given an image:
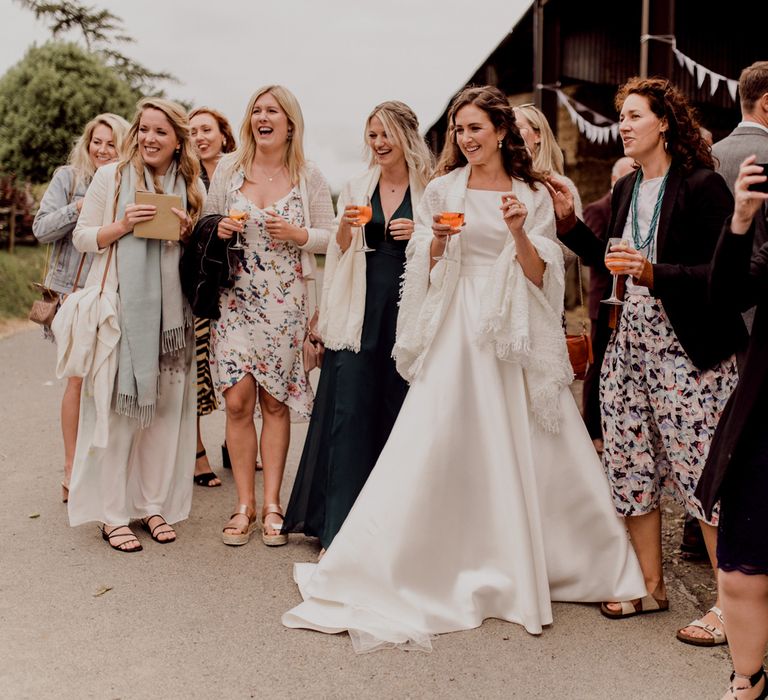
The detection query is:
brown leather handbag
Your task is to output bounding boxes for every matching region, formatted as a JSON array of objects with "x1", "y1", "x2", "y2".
[
  {"x1": 565, "y1": 259, "x2": 593, "y2": 381},
  {"x1": 28, "y1": 248, "x2": 86, "y2": 327}
]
